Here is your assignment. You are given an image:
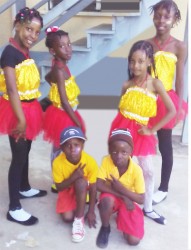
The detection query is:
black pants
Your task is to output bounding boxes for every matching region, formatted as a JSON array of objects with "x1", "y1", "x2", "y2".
[
  {"x1": 8, "y1": 136, "x2": 32, "y2": 210},
  {"x1": 157, "y1": 129, "x2": 173, "y2": 192}
]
